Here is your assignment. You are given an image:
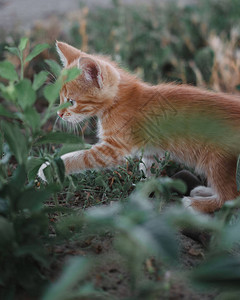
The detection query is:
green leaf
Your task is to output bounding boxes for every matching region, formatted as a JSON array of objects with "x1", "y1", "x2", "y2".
[
  {"x1": 236, "y1": 154, "x2": 240, "y2": 191},
  {"x1": 170, "y1": 179, "x2": 187, "y2": 194},
  {"x1": 27, "y1": 157, "x2": 45, "y2": 181},
  {"x1": 217, "y1": 221, "x2": 240, "y2": 251},
  {"x1": 144, "y1": 218, "x2": 178, "y2": 262},
  {"x1": 0, "y1": 143, "x2": 11, "y2": 165},
  {"x1": 51, "y1": 102, "x2": 71, "y2": 114},
  {"x1": 191, "y1": 254, "x2": 240, "y2": 289},
  {"x1": 21, "y1": 106, "x2": 41, "y2": 131},
  {"x1": 35, "y1": 131, "x2": 83, "y2": 145},
  {"x1": 1, "y1": 121, "x2": 28, "y2": 164},
  {"x1": 54, "y1": 157, "x2": 65, "y2": 184},
  {"x1": 58, "y1": 143, "x2": 87, "y2": 156},
  {"x1": 45, "y1": 59, "x2": 62, "y2": 77},
  {"x1": 222, "y1": 198, "x2": 240, "y2": 209},
  {"x1": 15, "y1": 79, "x2": 36, "y2": 109},
  {"x1": 0, "y1": 198, "x2": 9, "y2": 215},
  {"x1": 43, "y1": 67, "x2": 80, "y2": 105},
  {"x1": 0, "y1": 61, "x2": 18, "y2": 81},
  {"x1": 217, "y1": 292, "x2": 240, "y2": 300},
  {"x1": 42, "y1": 164, "x2": 53, "y2": 183},
  {"x1": 165, "y1": 207, "x2": 221, "y2": 232},
  {"x1": 32, "y1": 71, "x2": 48, "y2": 91},
  {"x1": 0, "y1": 104, "x2": 16, "y2": 119},
  {"x1": 43, "y1": 80, "x2": 62, "y2": 104},
  {"x1": 15, "y1": 245, "x2": 48, "y2": 267},
  {"x1": 16, "y1": 260, "x2": 46, "y2": 290},
  {"x1": 42, "y1": 257, "x2": 91, "y2": 300},
  {"x1": 0, "y1": 82, "x2": 17, "y2": 101},
  {"x1": 62, "y1": 67, "x2": 82, "y2": 83},
  {"x1": 8, "y1": 165, "x2": 27, "y2": 195},
  {"x1": 18, "y1": 37, "x2": 29, "y2": 52},
  {"x1": 0, "y1": 216, "x2": 15, "y2": 247},
  {"x1": 25, "y1": 43, "x2": 49, "y2": 63},
  {"x1": 87, "y1": 203, "x2": 121, "y2": 222},
  {"x1": 5, "y1": 46, "x2": 19, "y2": 57},
  {"x1": 17, "y1": 188, "x2": 51, "y2": 212}
]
